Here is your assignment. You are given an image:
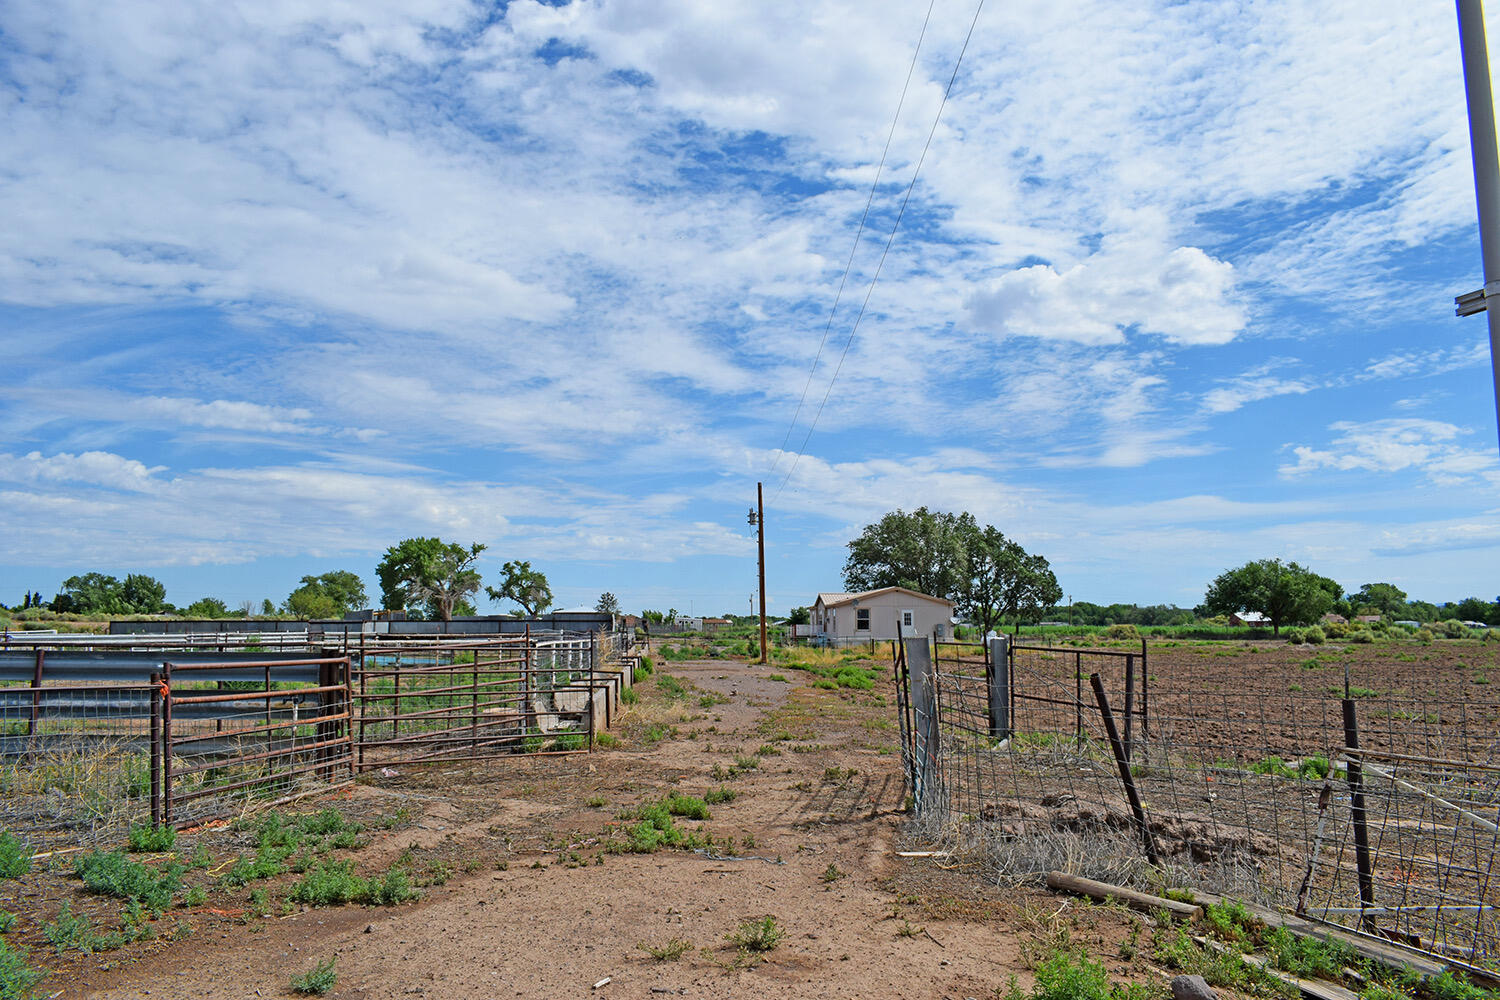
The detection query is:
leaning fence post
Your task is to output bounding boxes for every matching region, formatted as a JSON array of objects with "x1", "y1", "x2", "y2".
[
  {"x1": 1123, "y1": 654, "x2": 1135, "y2": 762},
  {"x1": 1342, "y1": 696, "x2": 1378, "y2": 933},
  {"x1": 987, "y1": 634, "x2": 1010, "y2": 740},
  {"x1": 1090, "y1": 673, "x2": 1160, "y2": 865},
  {"x1": 150, "y1": 672, "x2": 162, "y2": 828}
]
